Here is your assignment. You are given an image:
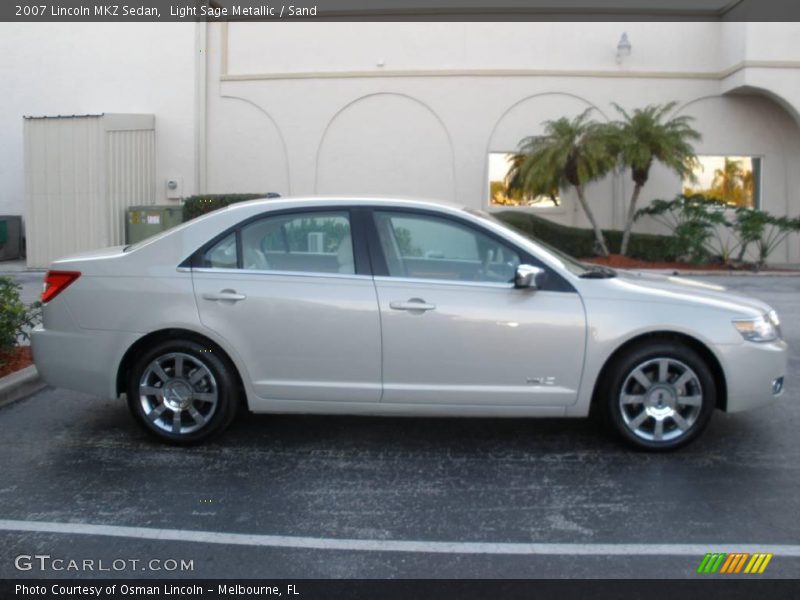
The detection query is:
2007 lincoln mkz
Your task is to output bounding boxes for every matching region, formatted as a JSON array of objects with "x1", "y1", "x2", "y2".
[{"x1": 31, "y1": 198, "x2": 788, "y2": 450}]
